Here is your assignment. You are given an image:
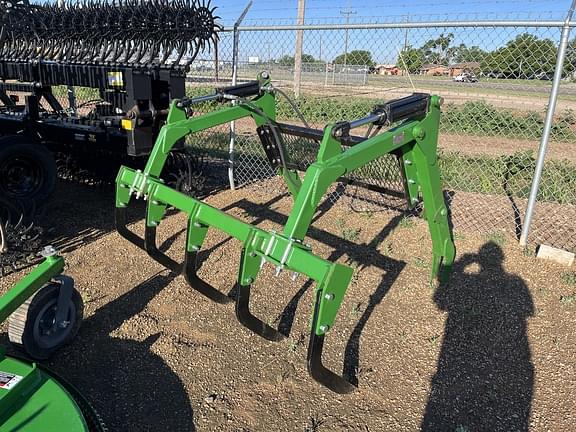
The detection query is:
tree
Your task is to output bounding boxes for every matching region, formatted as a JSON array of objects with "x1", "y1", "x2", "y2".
[
  {"x1": 564, "y1": 38, "x2": 576, "y2": 79},
  {"x1": 453, "y1": 44, "x2": 487, "y2": 64},
  {"x1": 397, "y1": 46, "x2": 424, "y2": 73},
  {"x1": 482, "y1": 33, "x2": 556, "y2": 78},
  {"x1": 421, "y1": 33, "x2": 455, "y2": 65},
  {"x1": 333, "y1": 50, "x2": 375, "y2": 66},
  {"x1": 277, "y1": 53, "x2": 320, "y2": 66}
]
